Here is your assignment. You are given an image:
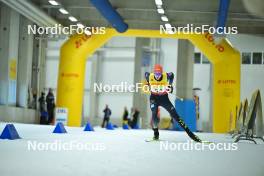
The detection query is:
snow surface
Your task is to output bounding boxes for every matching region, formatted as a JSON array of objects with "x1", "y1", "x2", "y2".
[{"x1": 0, "y1": 123, "x2": 264, "y2": 176}]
